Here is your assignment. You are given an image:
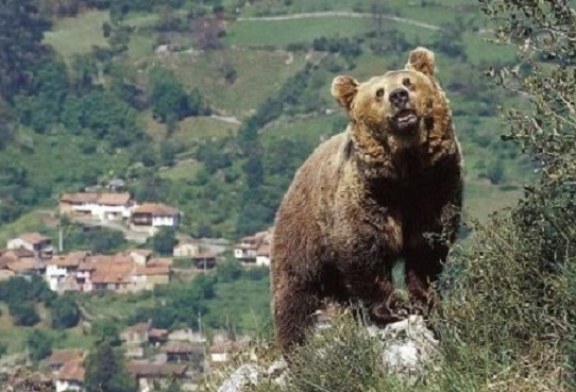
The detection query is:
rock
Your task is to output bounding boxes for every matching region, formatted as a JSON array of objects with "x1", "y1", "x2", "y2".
[
  {"x1": 217, "y1": 364, "x2": 264, "y2": 392},
  {"x1": 215, "y1": 315, "x2": 439, "y2": 391},
  {"x1": 369, "y1": 315, "x2": 439, "y2": 385}
]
